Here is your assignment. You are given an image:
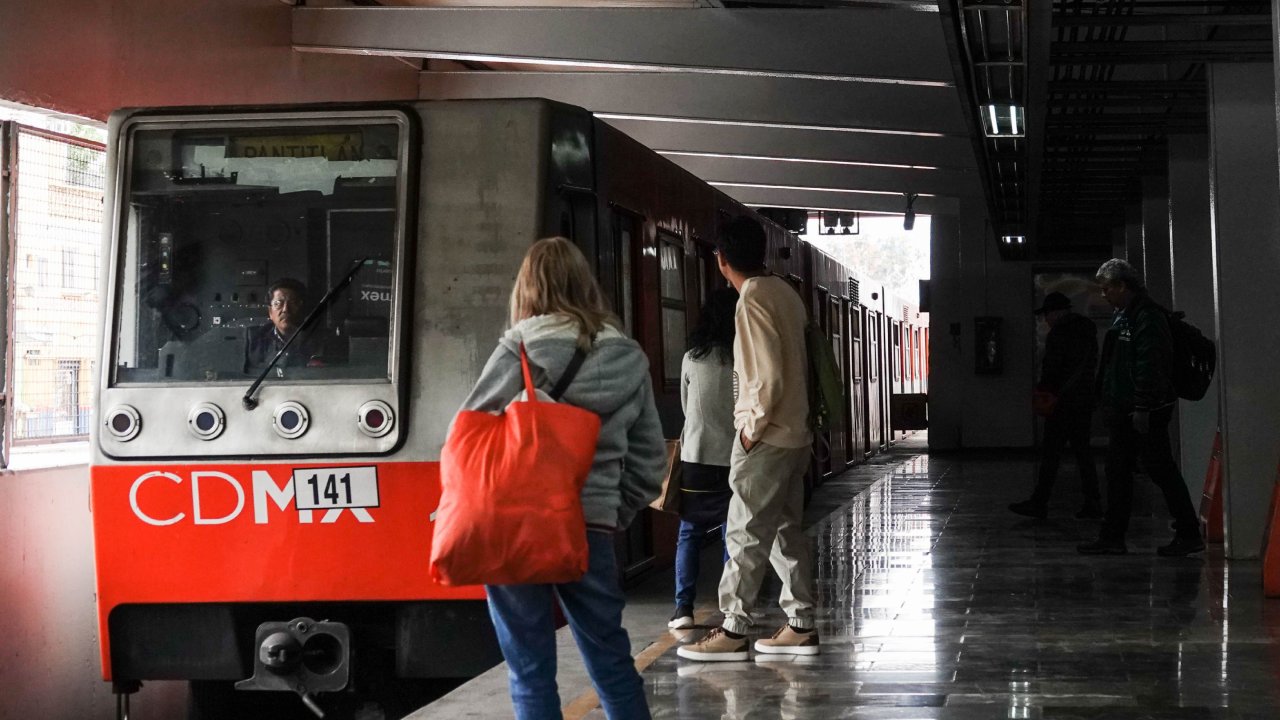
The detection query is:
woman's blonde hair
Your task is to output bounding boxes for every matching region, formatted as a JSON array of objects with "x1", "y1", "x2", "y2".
[{"x1": 509, "y1": 237, "x2": 618, "y2": 350}]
